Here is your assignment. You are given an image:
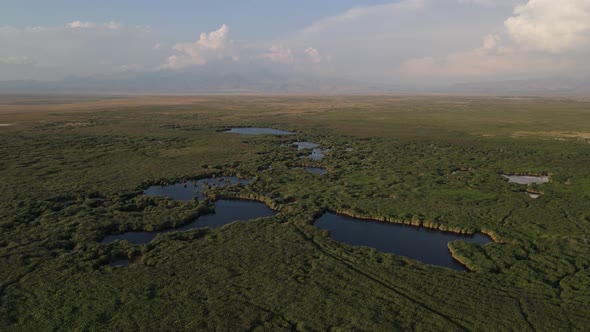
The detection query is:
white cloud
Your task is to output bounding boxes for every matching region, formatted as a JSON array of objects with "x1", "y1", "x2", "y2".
[
  {"x1": 400, "y1": 35, "x2": 572, "y2": 77},
  {"x1": 305, "y1": 47, "x2": 322, "y2": 63},
  {"x1": 263, "y1": 45, "x2": 294, "y2": 64},
  {"x1": 400, "y1": 0, "x2": 590, "y2": 79},
  {"x1": 262, "y1": 45, "x2": 325, "y2": 65},
  {"x1": 0, "y1": 56, "x2": 35, "y2": 65},
  {"x1": 66, "y1": 21, "x2": 97, "y2": 29},
  {"x1": 104, "y1": 21, "x2": 123, "y2": 30},
  {"x1": 457, "y1": 0, "x2": 520, "y2": 7},
  {"x1": 287, "y1": 0, "x2": 517, "y2": 81},
  {"x1": 504, "y1": 0, "x2": 590, "y2": 53},
  {"x1": 302, "y1": 0, "x2": 427, "y2": 34},
  {"x1": 164, "y1": 24, "x2": 235, "y2": 69},
  {"x1": 2, "y1": 1, "x2": 589, "y2": 86},
  {"x1": 0, "y1": 22, "x2": 160, "y2": 80},
  {"x1": 287, "y1": 0, "x2": 590, "y2": 82},
  {"x1": 65, "y1": 20, "x2": 123, "y2": 30}
]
